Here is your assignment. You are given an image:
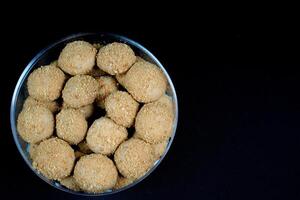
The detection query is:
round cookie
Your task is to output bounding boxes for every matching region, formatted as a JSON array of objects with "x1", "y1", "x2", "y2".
[
  {"x1": 74, "y1": 154, "x2": 118, "y2": 193},
  {"x1": 96, "y1": 42, "x2": 136, "y2": 75},
  {"x1": 62, "y1": 75, "x2": 99, "y2": 108},
  {"x1": 56, "y1": 108, "x2": 88, "y2": 145},
  {"x1": 105, "y1": 91, "x2": 139, "y2": 128},
  {"x1": 116, "y1": 60, "x2": 167, "y2": 103},
  {"x1": 27, "y1": 65, "x2": 65, "y2": 101},
  {"x1": 33, "y1": 138, "x2": 75, "y2": 180},
  {"x1": 135, "y1": 102, "x2": 173, "y2": 144},
  {"x1": 17, "y1": 106, "x2": 54, "y2": 143},
  {"x1": 114, "y1": 138, "x2": 154, "y2": 179},
  {"x1": 58, "y1": 41, "x2": 97, "y2": 75},
  {"x1": 86, "y1": 117, "x2": 127, "y2": 155}
]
